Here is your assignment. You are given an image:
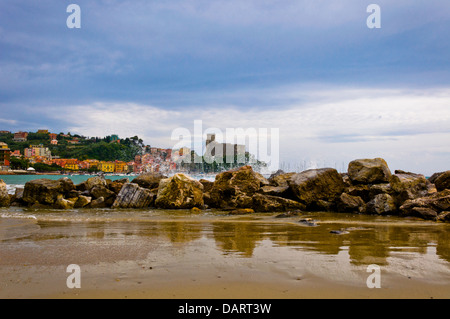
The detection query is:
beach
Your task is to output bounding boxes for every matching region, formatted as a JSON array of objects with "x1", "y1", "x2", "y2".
[{"x1": 1, "y1": 208, "x2": 449, "y2": 299}]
